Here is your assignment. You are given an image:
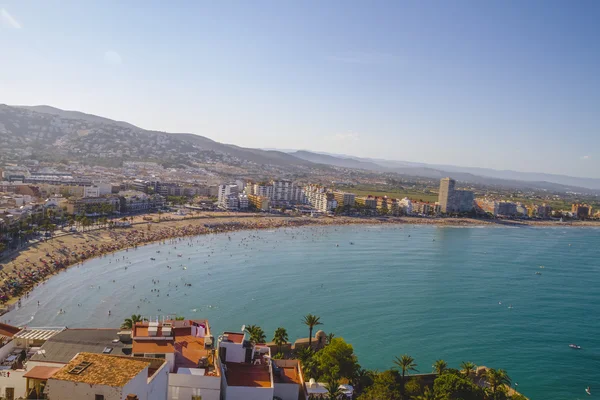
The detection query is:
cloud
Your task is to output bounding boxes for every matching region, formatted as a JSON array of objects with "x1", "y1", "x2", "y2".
[
  {"x1": 1, "y1": 8, "x2": 22, "y2": 29},
  {"x1": 581, "y1": 155, "x2": 591, "y2": 160},
  {"x1": 104, "y1": 50, "x2": 122, "y2": 66},
  {"x1": 328, "y1": 133, "x2": 360, "y2": 142}
]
